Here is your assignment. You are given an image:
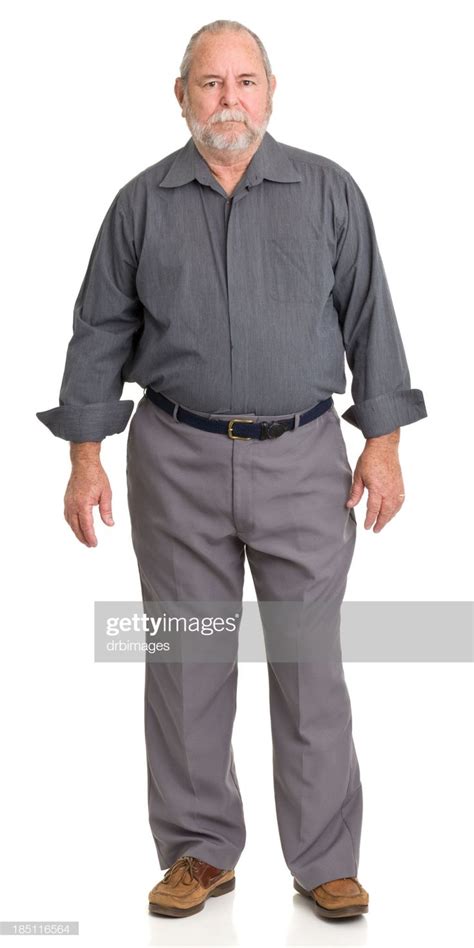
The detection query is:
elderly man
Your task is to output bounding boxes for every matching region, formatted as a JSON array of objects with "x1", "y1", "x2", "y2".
[{"x1": 37, "y1": 19, "x2": 427, "y2": 921}]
